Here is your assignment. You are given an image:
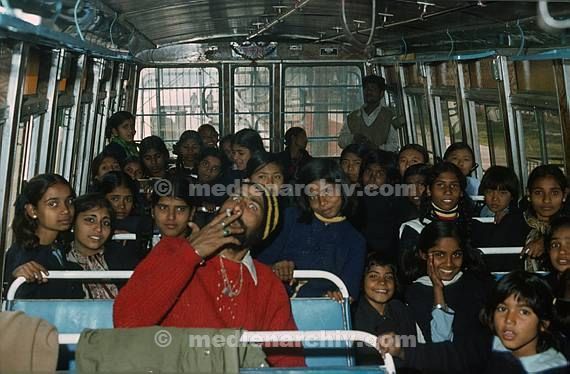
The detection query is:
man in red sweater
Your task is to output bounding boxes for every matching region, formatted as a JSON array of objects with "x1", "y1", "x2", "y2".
[{"x1": 113, "y1": 183, "x2": 305, "y2": 367}]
